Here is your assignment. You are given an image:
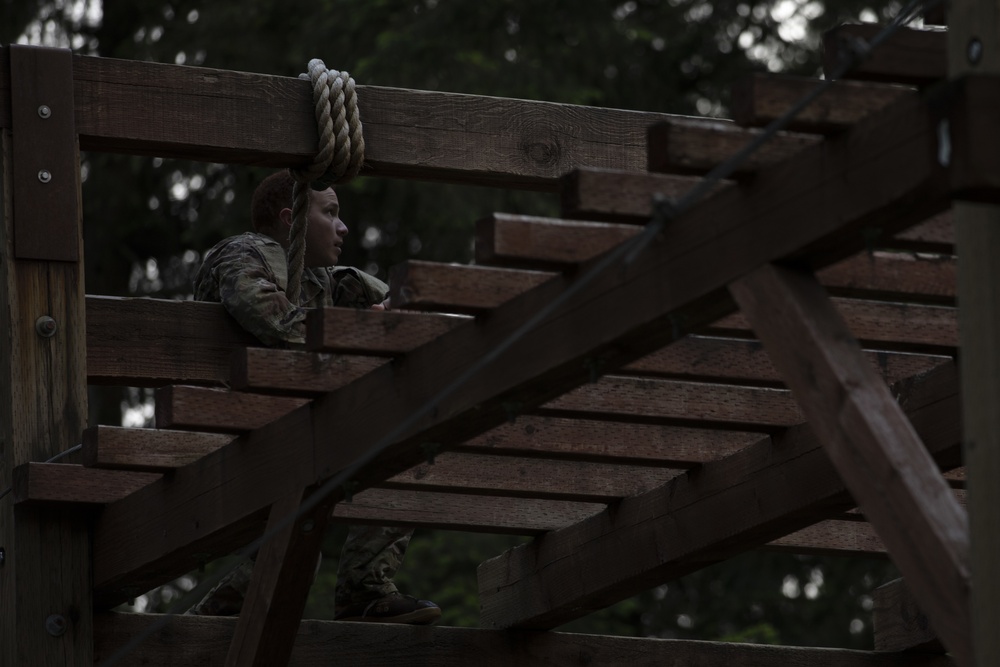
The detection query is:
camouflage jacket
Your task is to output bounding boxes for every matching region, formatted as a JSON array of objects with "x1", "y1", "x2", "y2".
[{"x1": 194, "y1": 232, "x2": 388, "y2": 345}]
